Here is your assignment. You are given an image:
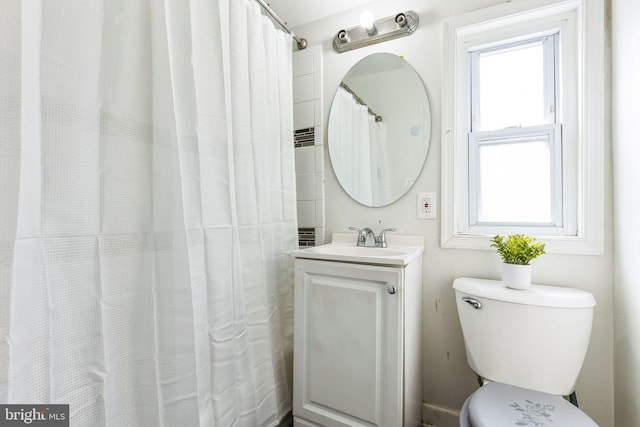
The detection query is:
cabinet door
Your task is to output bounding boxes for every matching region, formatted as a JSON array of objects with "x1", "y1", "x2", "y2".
[{"x1": 293, "y1": 260, "x2": 404, "y2": 427}]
